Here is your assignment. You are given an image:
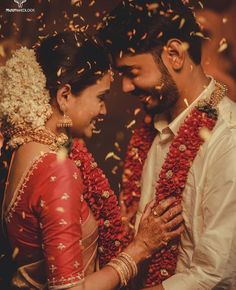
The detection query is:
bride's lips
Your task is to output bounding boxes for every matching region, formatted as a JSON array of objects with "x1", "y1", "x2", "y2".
[{"x1": 90, "y1": 117, "x2": 104, "y2": 133}]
